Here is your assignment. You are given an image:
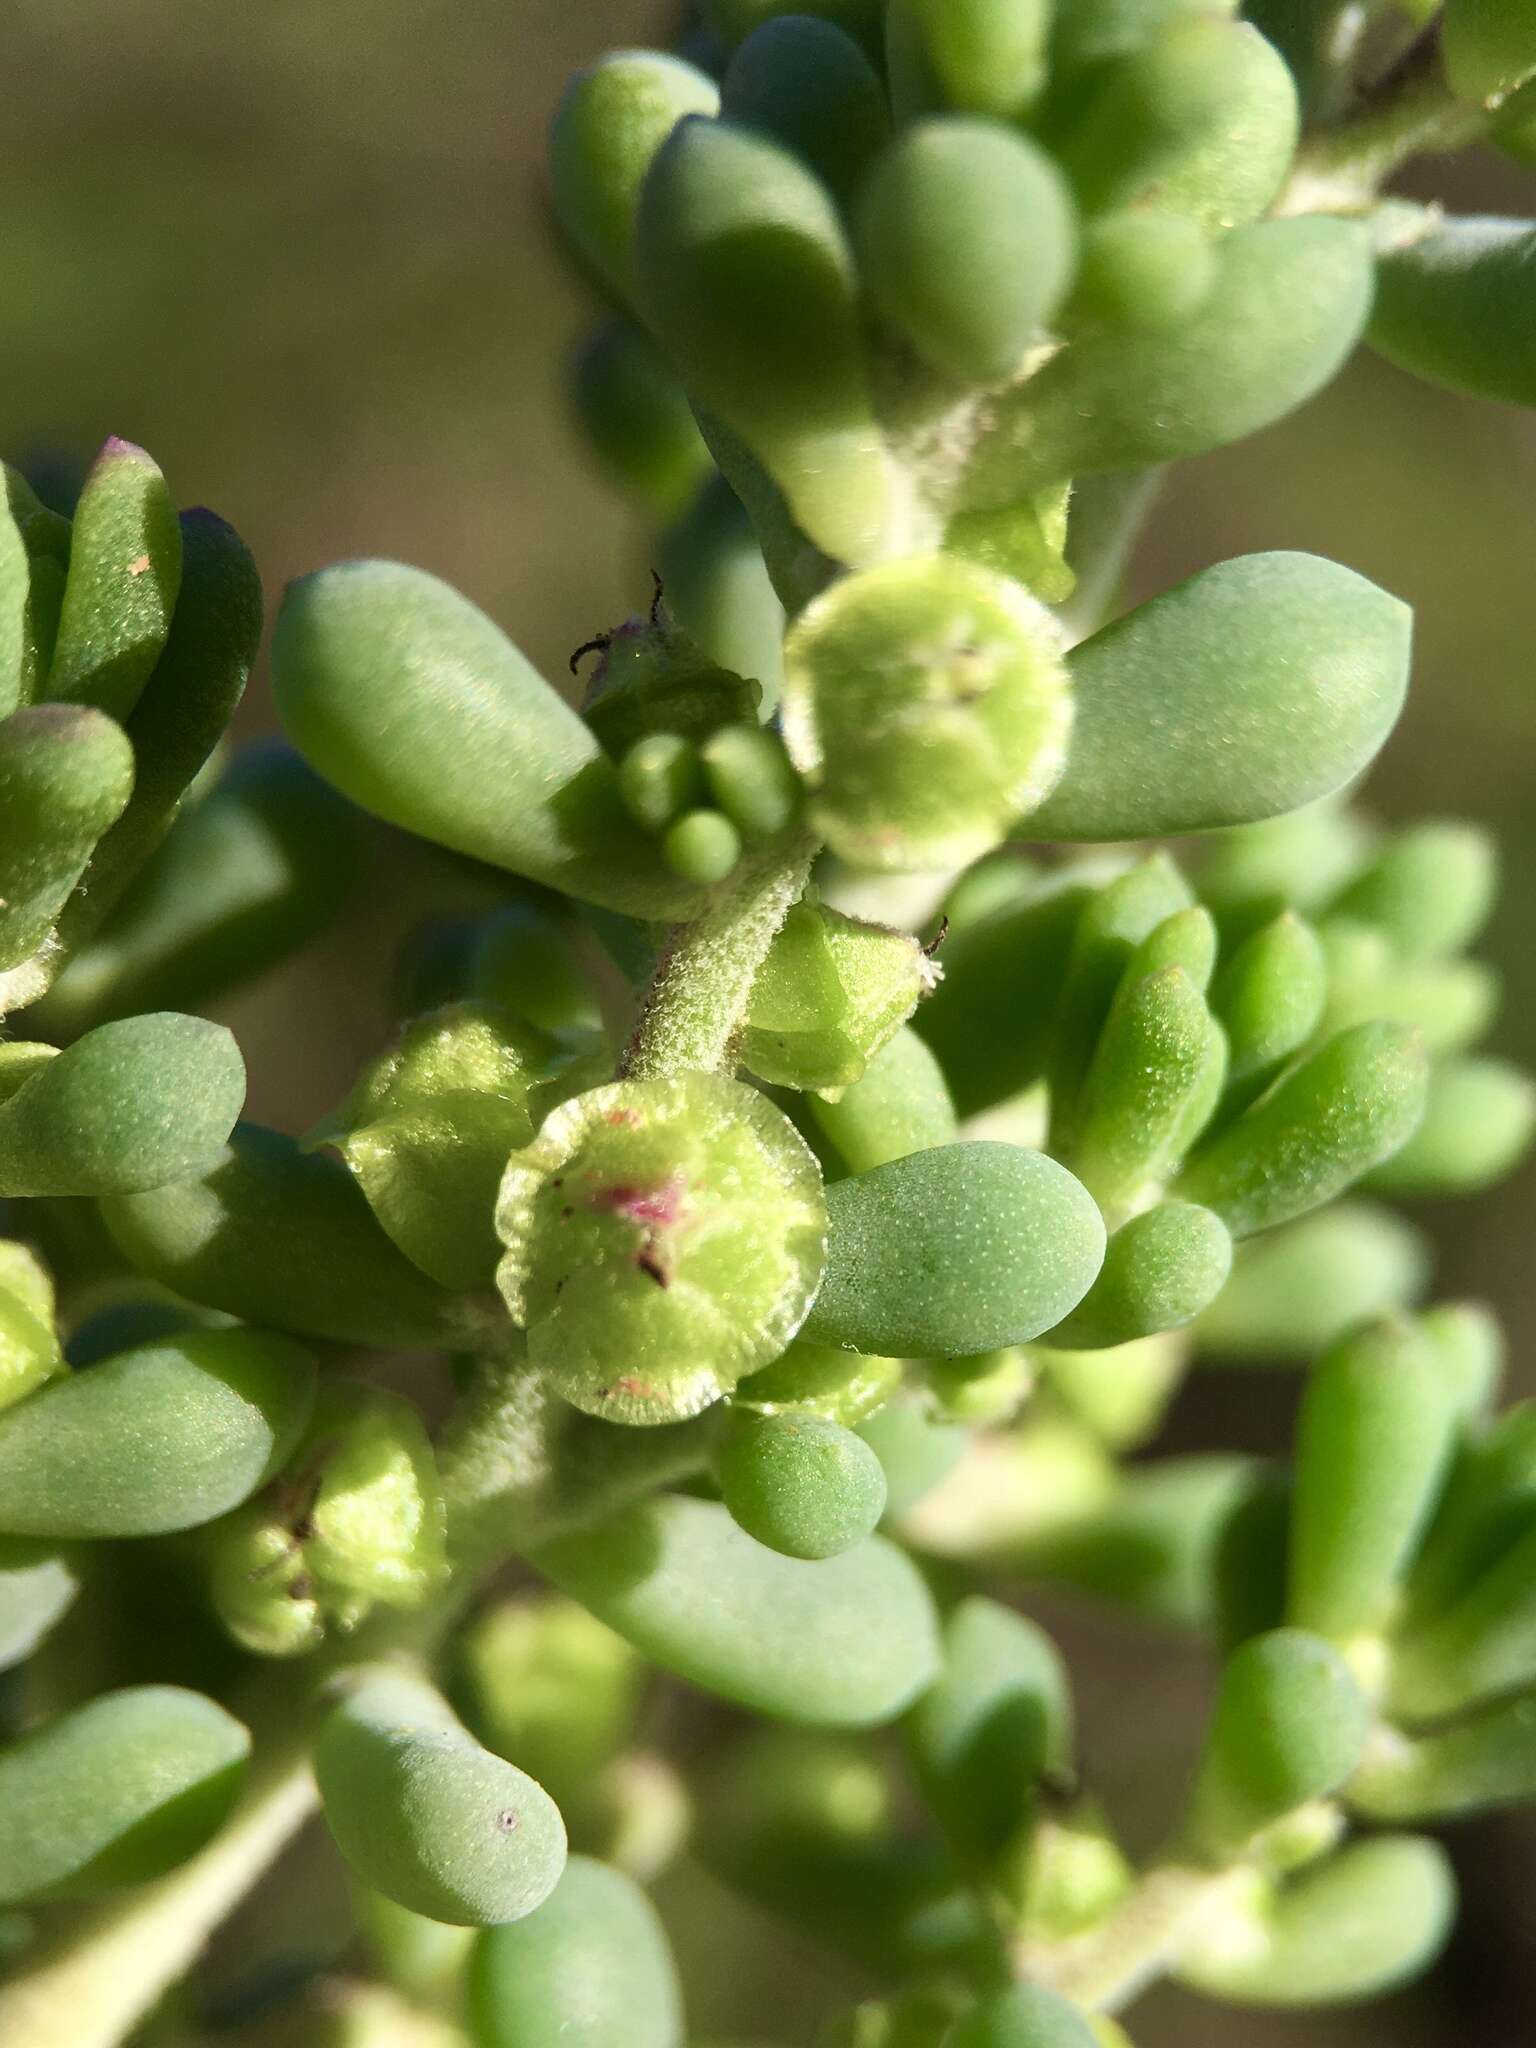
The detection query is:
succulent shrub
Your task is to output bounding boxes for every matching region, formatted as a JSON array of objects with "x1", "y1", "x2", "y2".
[{"x1": 3, "y1": 4, "x2": 1536, "y2": 2045}]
